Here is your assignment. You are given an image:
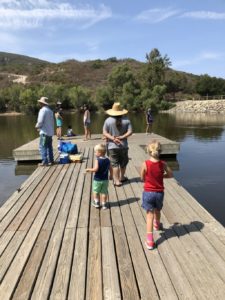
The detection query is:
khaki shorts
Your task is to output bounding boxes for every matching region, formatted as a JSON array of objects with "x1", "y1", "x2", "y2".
[{"x1": 108, "y1": 148, "x2": 129, "y2": 168}]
